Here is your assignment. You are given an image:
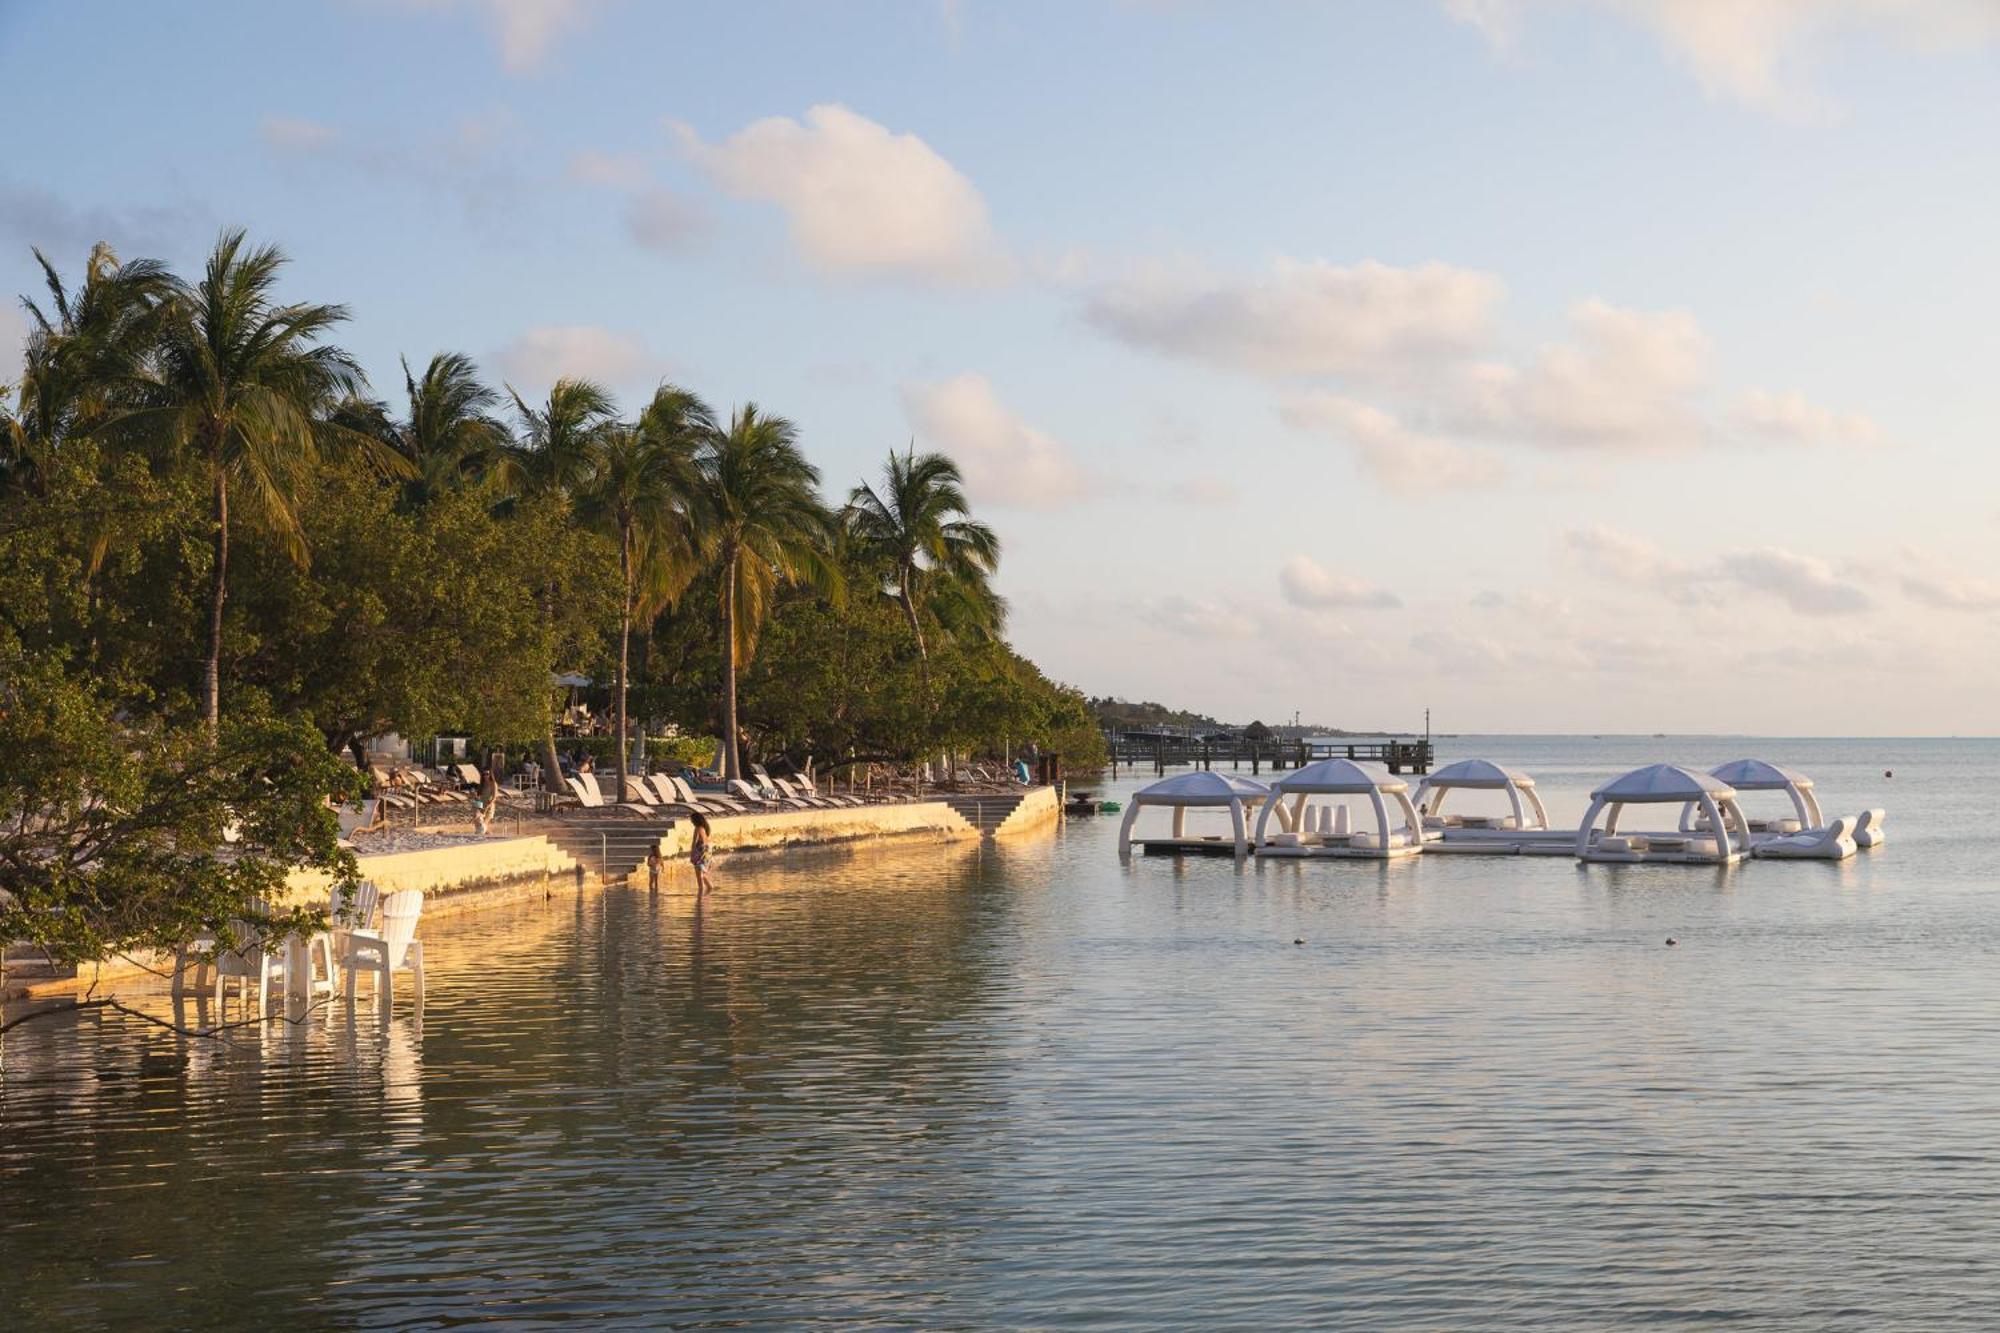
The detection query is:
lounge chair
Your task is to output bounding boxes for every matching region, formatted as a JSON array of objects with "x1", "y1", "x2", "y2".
[
  {"x1": 670, "y1": 776, "x2": 750, "y2": 814},
  {"x1": 341, "y1": 888, "x2": 425, "y2": 1017},
  {"x1": 568, "y1": 772, "x2": 656, "y2": 814},
  {"x1": 1852, "y1": 808, "x2": 1886, "y2": 848},
  {"x1": 1753, "y1": 816, "x2": 1857, "y2": 860}
]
